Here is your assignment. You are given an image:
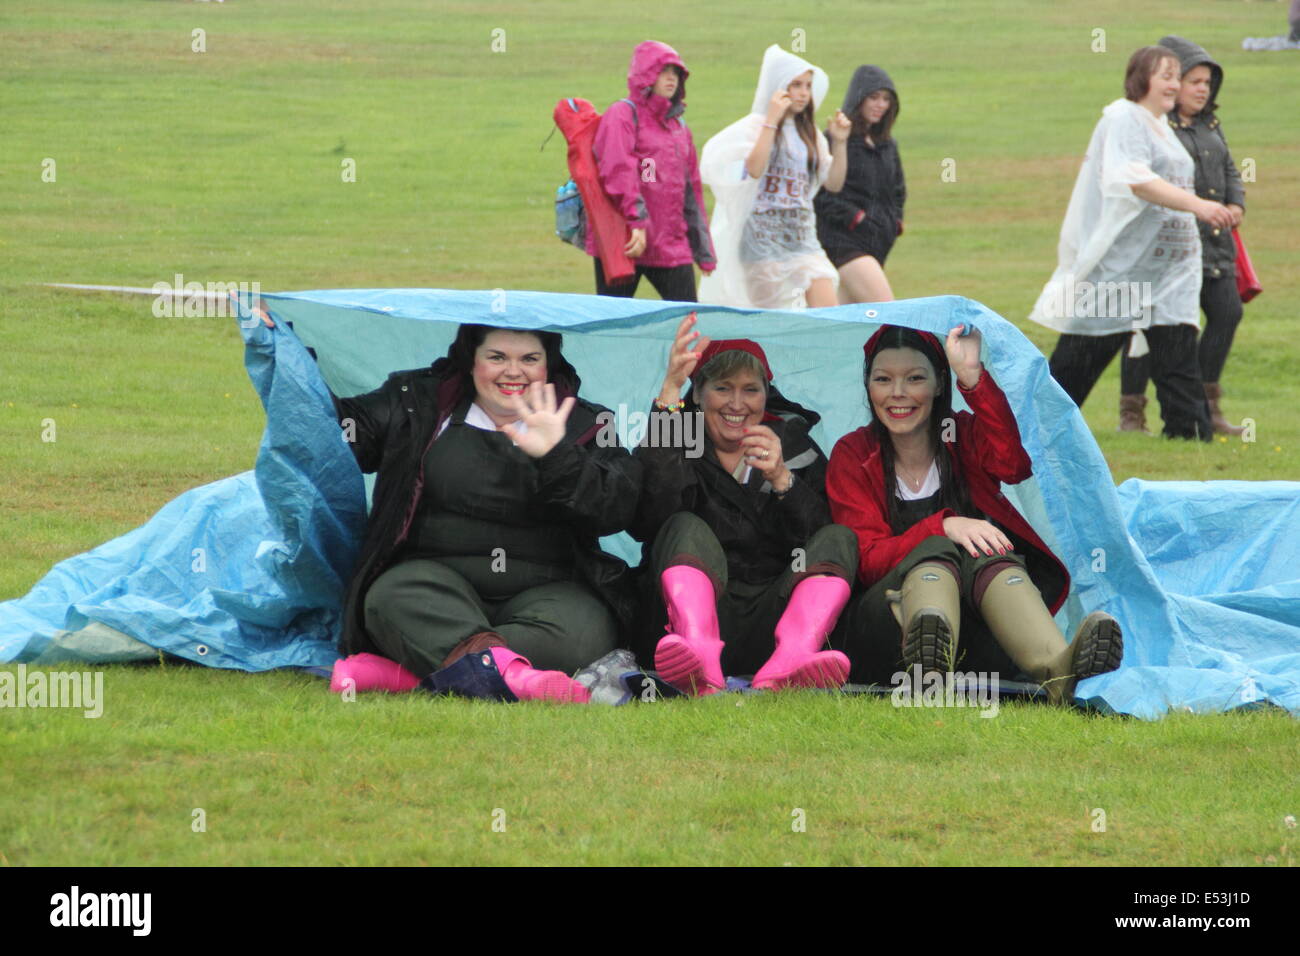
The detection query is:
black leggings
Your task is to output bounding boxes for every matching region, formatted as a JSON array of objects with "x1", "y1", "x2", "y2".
[
  {"x1": 1048, "y1": 325, "x2": 1212, "y2": 441},
  {"x1": 1121, "y1": 274, "x2": 1244, "y2": 389},
  {"x1": 594, "y1": 259, "x2": 697, "y2": 302}
]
